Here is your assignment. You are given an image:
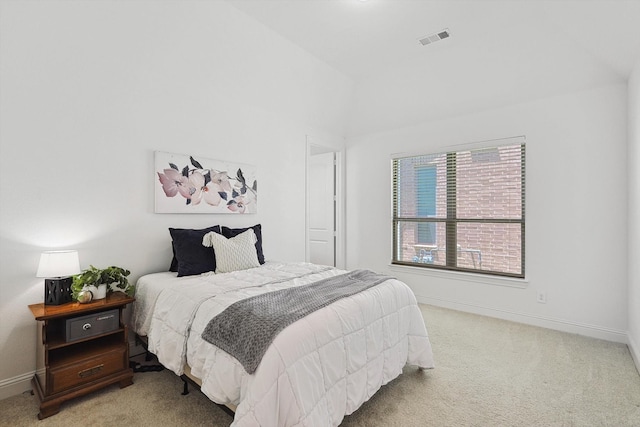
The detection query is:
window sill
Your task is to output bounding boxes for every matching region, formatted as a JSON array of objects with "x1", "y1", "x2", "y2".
[{"x1": 388, "y1": 264, "x2": 529, "y2": 289}]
